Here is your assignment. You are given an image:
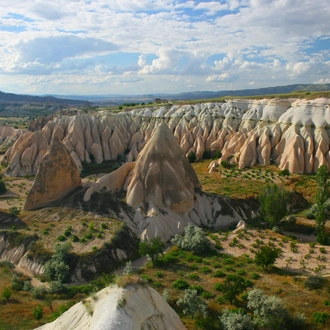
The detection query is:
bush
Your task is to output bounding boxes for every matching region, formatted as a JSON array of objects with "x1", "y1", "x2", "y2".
[
  {"x1": 305, "y1": 204, "x2": 317, "y2": 219},
  {"x1": 176, "y1": 289, "x2": 208, "y2": 318},
  {"x1": 0, "y1": 180, "x2": 7, "y2": 195},
  {"x1": 139, "y1": 237, "x2": 165, "y2": 265},
  {"x1": 221, "y1": 160, "x2": 230, "y2": 168},
  {"x1": 247, "y1": 289, "x2": 304, "y2": 329},
  {"x1": 9, "y1": 206, "x2": 20, "y2": 216},
  {"x1": 304, "y1": 276, "x2": 328, "y2": 290},
  {"x1": 254, "y1": 245, "x2": 281, "y2": 270},
  {"x1": 173, "y1": 279, "x2": 190, "y2": 290},
  {"x1": 313, "y1": 312, "x2": 330, "y2": 324},
  {"x1": 187, "y1": 151, "x2": 196, "y2": 163},
  {"x1": 2, "y1": 287, "x2": 11, "y2": 301},
  {"x1": 44, "y1": 243, "x2": 71, "y2": 283},
  {"x1": 171, "y1": 224, "x2": 210, "y2": 253},
  {"x1": 220, "y1": 309, "x2": 254, "y2": 330},
  {"x1": 33, "y1": 305, "x2": 44, "y2": 324},
  {"x1": 214, "y1": 150, "x2": 222, "y2": 159}
]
